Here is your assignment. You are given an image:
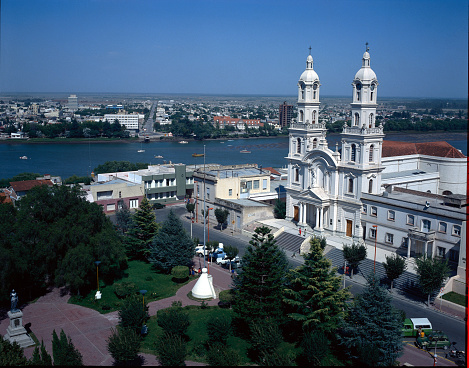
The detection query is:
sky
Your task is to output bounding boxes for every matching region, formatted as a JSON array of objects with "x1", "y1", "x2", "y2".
[{"x1": 1, "y1": 0, "x2": 467, "y2": 98}]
